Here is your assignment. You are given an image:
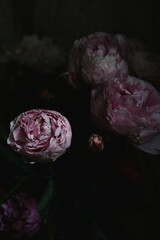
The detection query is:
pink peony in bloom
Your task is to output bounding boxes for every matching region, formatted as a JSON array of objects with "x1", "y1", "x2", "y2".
[
  {"x1": 0, "y1": 192, "x2": 41, "y2": 240},
  {"x1": 88, "y1": 133, "x2": 104, "y2": 152},
  {"x1": 68, "y1": 32, "x2": 128, "y2": 88},
  {"x1": 91, "y1": 76, "x2": 160, "y2": 155},
  {"x1": 7, "y1": 109, "x2": 72, "y2": 163}
]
